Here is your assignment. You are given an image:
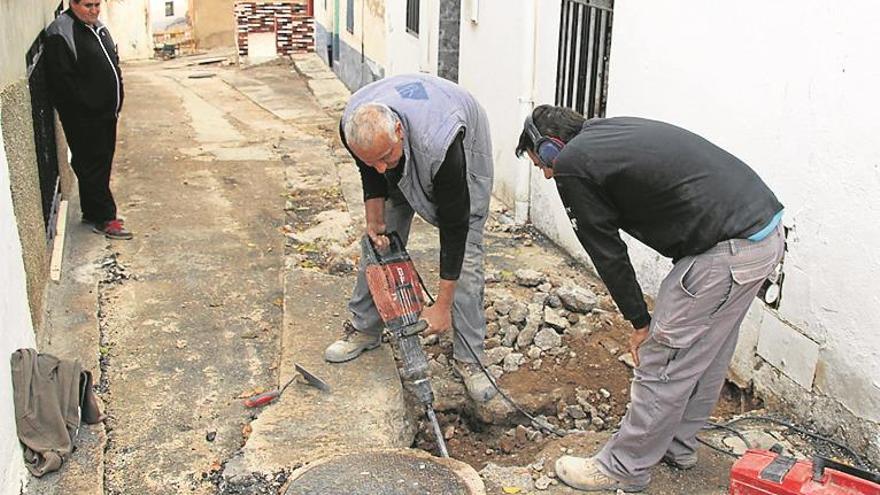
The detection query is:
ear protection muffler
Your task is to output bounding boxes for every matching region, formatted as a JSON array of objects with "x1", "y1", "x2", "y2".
[{"x1": 524, "y1": 113, "x2": 565, "y2": 168}]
